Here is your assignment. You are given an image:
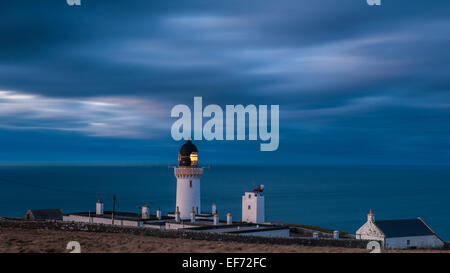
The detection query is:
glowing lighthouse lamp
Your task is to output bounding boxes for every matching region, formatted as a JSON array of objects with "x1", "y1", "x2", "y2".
[{"x1": 174, "y1": 140, "x2": 204, "y2": 219}]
